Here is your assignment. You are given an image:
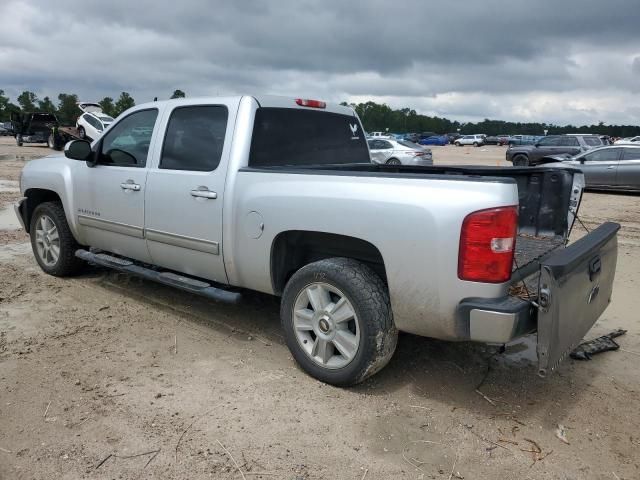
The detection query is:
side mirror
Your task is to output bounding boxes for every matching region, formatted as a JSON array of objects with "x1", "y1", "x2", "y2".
[{"x1": 64, "y1": 140, "x2": 92, "y2": 161}]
